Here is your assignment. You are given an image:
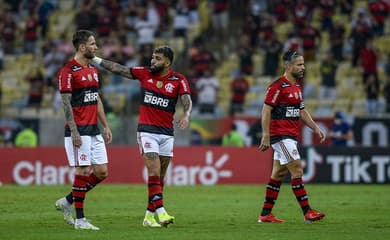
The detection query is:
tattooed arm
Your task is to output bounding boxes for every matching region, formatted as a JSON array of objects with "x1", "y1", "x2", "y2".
[
  {"x1": 61, "y1": 93, "x2": 82, "y2": 148},
  {"x1": 92, "y1": 56, "x2": 134, "y2": 79},
  {"x1": 177, "y1": 94, "x2": 192, "y2": 129}
]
